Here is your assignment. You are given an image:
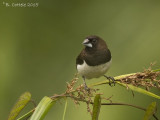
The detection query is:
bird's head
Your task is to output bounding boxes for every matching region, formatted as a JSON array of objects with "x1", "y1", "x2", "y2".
[{"x1": 82, "y1": 35, "x2": 107, "y2": 50}]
